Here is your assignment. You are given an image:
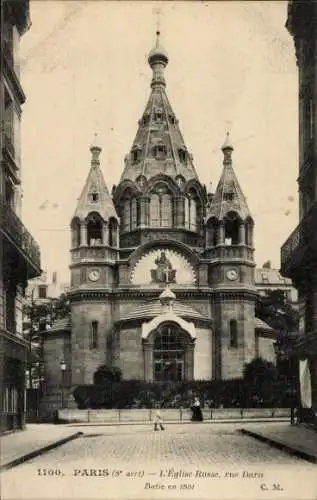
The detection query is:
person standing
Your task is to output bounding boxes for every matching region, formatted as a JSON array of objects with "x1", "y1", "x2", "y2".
[
  {"x1": 154, "y1": 405, "x2": 165, "y2": 431},
  {"x1": 191, "y1": 396, "x2": 203, "y2": 421}
]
